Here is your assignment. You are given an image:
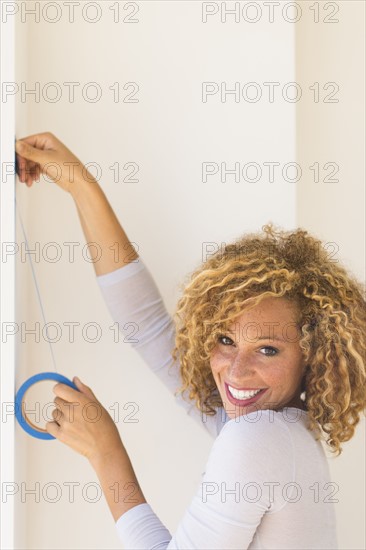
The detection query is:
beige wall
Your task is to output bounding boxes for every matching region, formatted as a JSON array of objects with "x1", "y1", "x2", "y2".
[
  {"x1": 12, "y1": 1, "x2": 364, "y2": 549},
  {"x1": 296, "y1": 2, "x2": 365, "y2": 548}
]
